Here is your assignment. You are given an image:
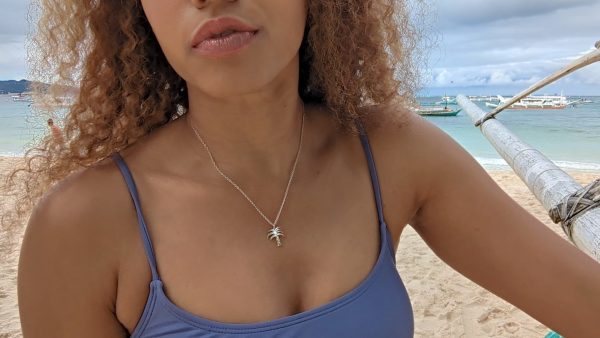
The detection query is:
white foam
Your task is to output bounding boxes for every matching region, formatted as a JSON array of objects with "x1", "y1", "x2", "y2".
[
  {"x1": 475, "y1": 156, "x2": 600, "y2": 172},
  {"x1": 0, "y1": 151, "x2": 24, "y2": 157},
  {"x1": 474, "y1": 157, "x2": 510, "y2": 169},
  {"x1": 552, "y1": 160, "x2": 600, "y2": 171}
]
